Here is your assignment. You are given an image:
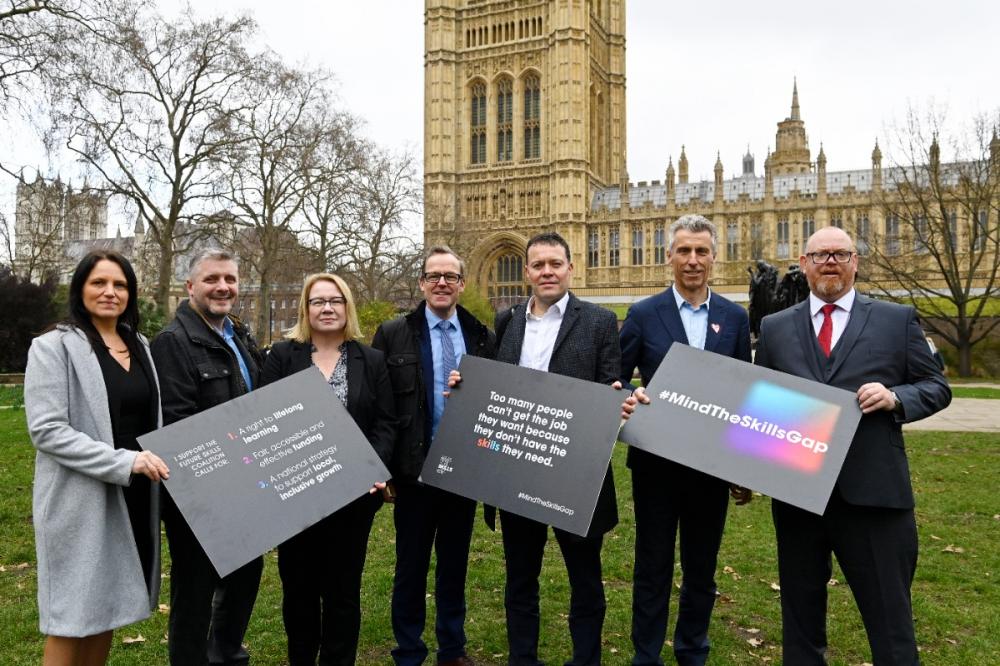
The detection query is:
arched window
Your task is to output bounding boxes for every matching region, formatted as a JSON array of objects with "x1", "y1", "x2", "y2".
[
  {"x1": 496, "y1": 78, "x2": 513, "y2": 163},
  {"x1": 801, "y1": 217, "x2": 815, "y2": 252},
  {"x1": 588, "y1": 230, "x2": 600, "y2": 267},
  {"x1": 884, "y1": 215, "x2": 899, "y2": 256},
  {"x1": 654, "y1": 225, "x2": 666, "y2": 264},
  {"x1": 631, "y1": 226, "x2": 644, "y2": 265},
  {"x1": 609, "y1": 228, "x2": 620, "y2": 266},
  {"x1": 776, "y1": 218, "x2": 789, "y2": 259},
  {"x1": 727, "y1": 221, "x2": 739, "y2": 261},
  {"x1": 489, "y1": 252, "x2": 528, "y2": 308},
  {"x1": 523, "y1": 74, "x2": 541, "y2": 160},
  {"x1": 857, "y1": 215, "x2": 870, "y2": 255},
  {"x1": 470, "y1": 82, "x2": 487, "y2": 165}
]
